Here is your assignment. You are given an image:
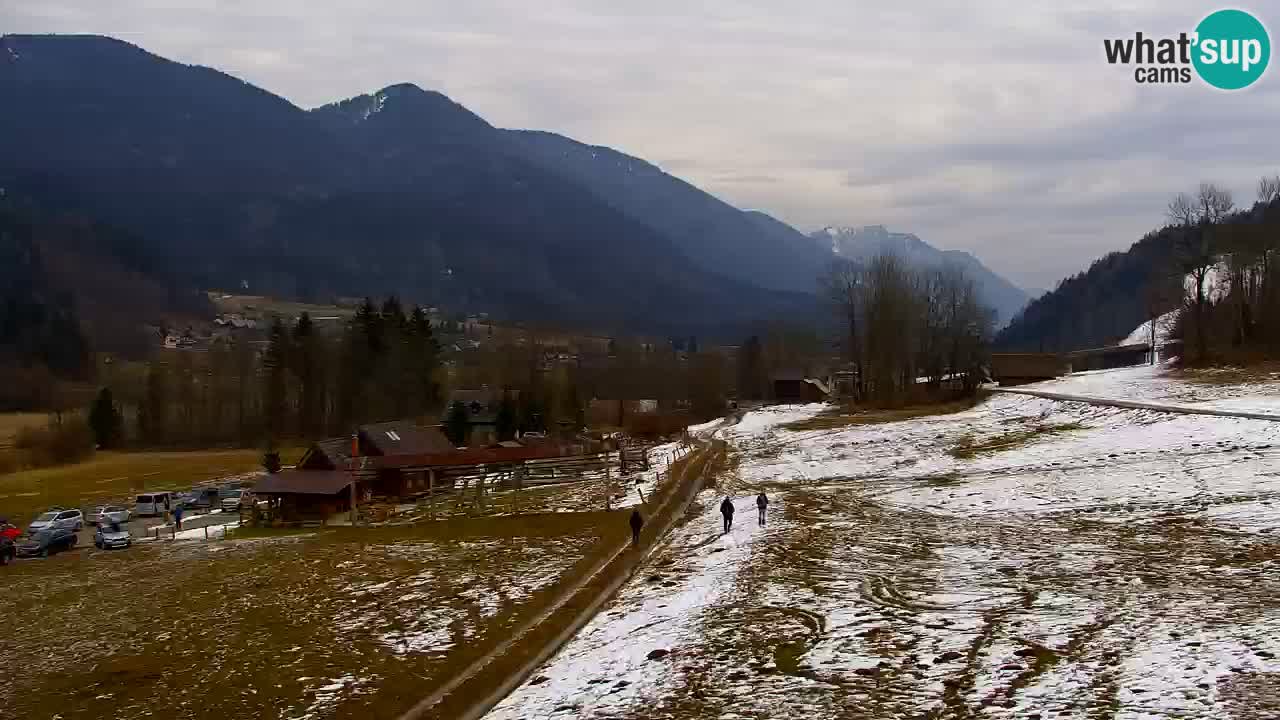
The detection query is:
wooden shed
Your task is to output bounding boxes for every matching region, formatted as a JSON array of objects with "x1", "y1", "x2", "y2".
[{"x1": 990, "y1": 353, "x2": 1071, "y2": 386}]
